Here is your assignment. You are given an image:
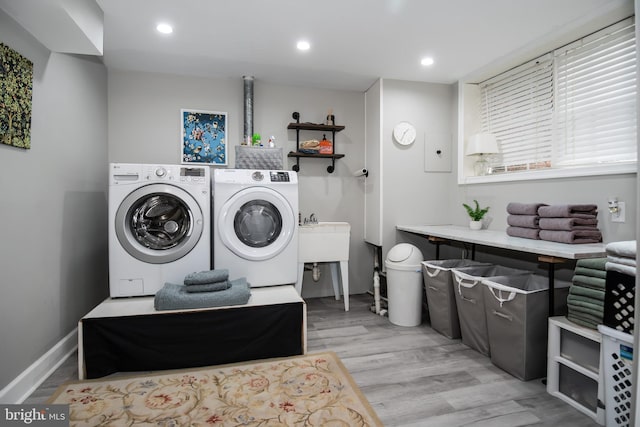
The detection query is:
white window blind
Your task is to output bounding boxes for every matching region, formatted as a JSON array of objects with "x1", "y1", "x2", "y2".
[
  {"x1": 480, "y1": 55, "x2": 554, "y2": 173},
  {"x1": 478, "y1": 17, "x2": 636, "y2": 175},
  {"x1": 554, "y1": 18, "x2": 637, "y2": 167}
]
